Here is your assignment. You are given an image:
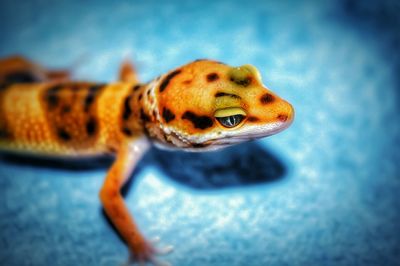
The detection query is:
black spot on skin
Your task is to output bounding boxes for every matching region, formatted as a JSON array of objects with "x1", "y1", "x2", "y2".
[
  {"x1": 138, "y1": 94, "x2": 142, "y2": 100},
  {"x1": 0, "y1": 129, "x2": 10, "y2": 139},
  {"x1": 247, "y1": 116, "x2": 260, "y2": 122},
  {"x1": 4, "y1": 71, "x2": 39, "y2": 83},
  {"x1": 182, "y1": 111, "x2": 214, "y2": 130},
  {"x1": 86, "y1": 118, "x2": 97, "y2": 135},
  {"x1": 140, "y1": 109, "x2": 150, "y2": 122},
  {"x1": 162, "y1": 107, "x2": 175, "y2": 123},
  {"x1": 206, "y1": 73, "x2": 219, "y2": 82},
  {"x1": 230, "y1": 76, "x2": 252, "y2": 87},
  {"x1": 45, "y1": 85, "x2": 63, "y2": 109},
  {"x1": 122, "y1": 95, "x2": 132, "y2": 120},
  {"x1": 133, "y1": 84, "x2": 141, "y2": 91},
  {"x1": 0, "y1": 83, "x2": 12, "y2": 91},
  {"x1": 84, "y1": 84, "x2": 104, "y2": 112},
  {"x1": 61, "y1": 105, "x2": 71, "y2": 114},
  {"x1": 122, "y1": 127, "x2": 132, "y2": 136},
  {"x1": 215, "y1": 92, "x2": 241, "y2": 99},
  {"x1": 147, "y1": 90, "x2": 151, "y2": 96},
  {"x1": 260, "y1": 93, "x2": 274, "y2": 104},
  {"x1": 57, "y1": 128, "x2": 71, "y2": 141},
  {"x1": 159, "y1": 69, "x2": 181, "y2": 93},
  {"x1": 108, "y1": 146, "x2": 117, "y2": 153}
]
